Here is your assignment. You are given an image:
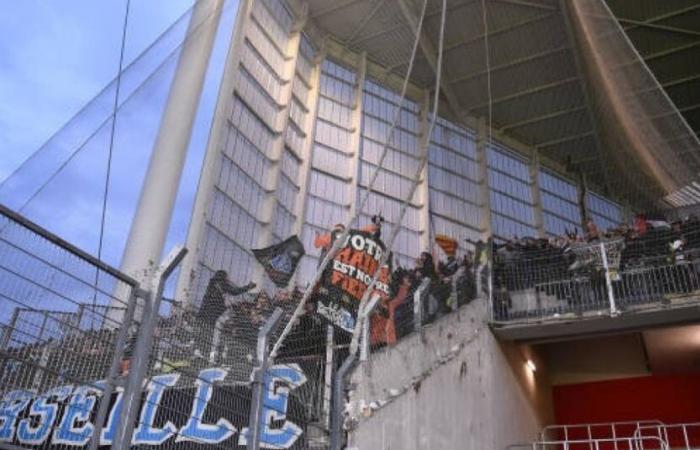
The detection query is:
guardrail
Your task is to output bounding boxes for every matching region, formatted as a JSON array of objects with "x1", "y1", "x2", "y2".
[
  {"x1": 491, "y1": 234, "x2": 700, "y2": 325},
  {"x1": 634, "y1": 422, "x2": 700, "y2": 449},
  {"x1": 506, "y1": 436, "x2": 669, "y2": 450}
]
